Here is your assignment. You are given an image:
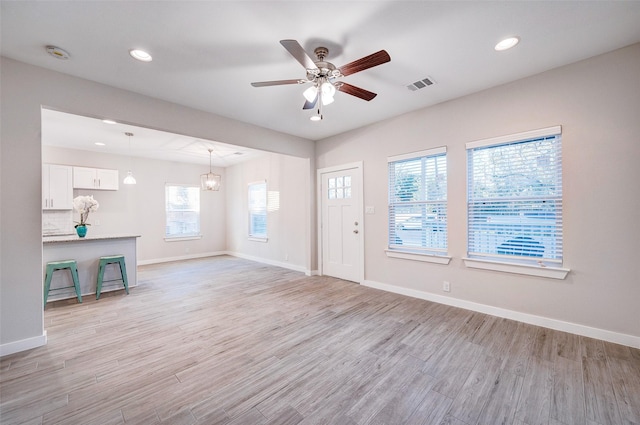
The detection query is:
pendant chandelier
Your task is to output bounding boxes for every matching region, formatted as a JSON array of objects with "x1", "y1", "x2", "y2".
[
  {"x1": 201, "y1": 148, "x2": 221, "y2": 191},
  {"x1": 123, "y1": 132, "x2": 136, "y2": 185}
]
